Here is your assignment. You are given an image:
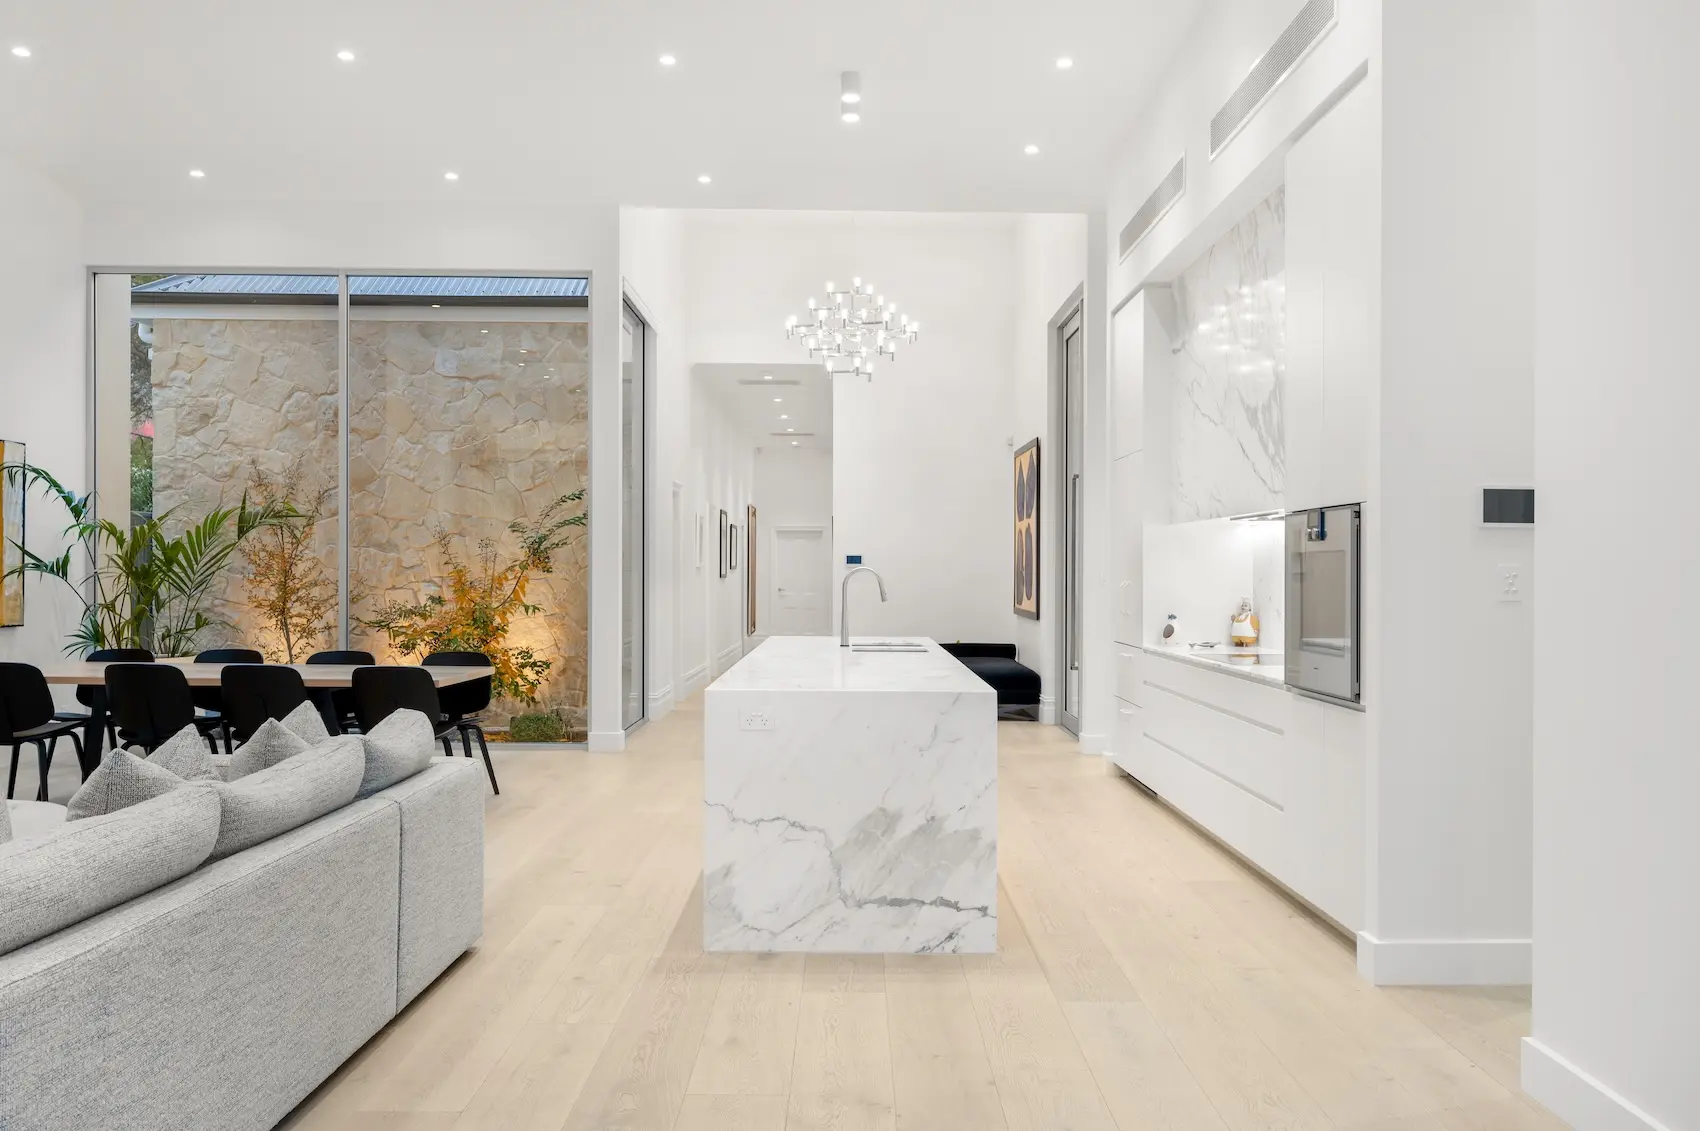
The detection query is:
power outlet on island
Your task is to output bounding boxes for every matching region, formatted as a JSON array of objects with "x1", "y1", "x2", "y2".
[{"x1": 740, "y1": 709, "x2": 774, "y2": 732}]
